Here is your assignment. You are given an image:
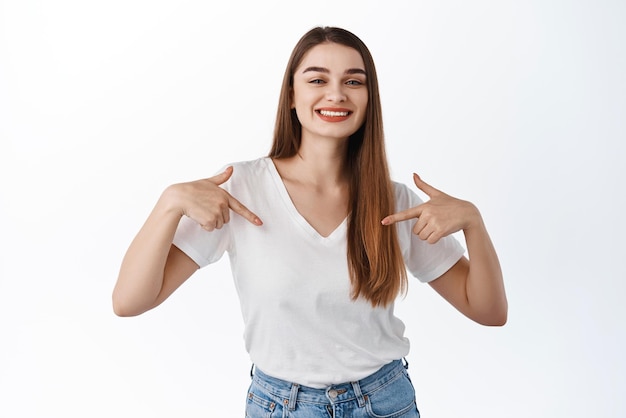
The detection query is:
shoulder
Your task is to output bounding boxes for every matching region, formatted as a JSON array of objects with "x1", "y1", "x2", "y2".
[
  {"x1": 218, "y1": 157, "x2": 274, "y2": 193},
  {"x1": 223, "y1": 157, "x2": 271, "y2": 175},
  {"x1": 218, "y1": 157, "x2": 273, "y2": 183}
]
